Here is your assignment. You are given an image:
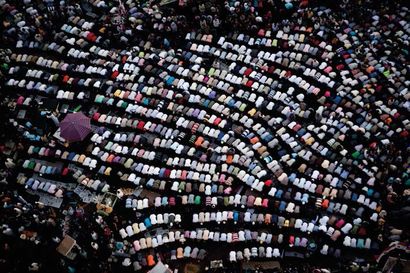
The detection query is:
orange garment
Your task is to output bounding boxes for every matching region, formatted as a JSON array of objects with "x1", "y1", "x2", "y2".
[
  {"x1": 147, "y1": 255, "x2": 155, "y2": 266},
  {"x1": 195, "y1": 136, "x2": 204, "y2": 147},
  {"x1": 250, "y1": 137, "x2": 259, "y2": 145}
]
